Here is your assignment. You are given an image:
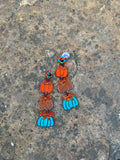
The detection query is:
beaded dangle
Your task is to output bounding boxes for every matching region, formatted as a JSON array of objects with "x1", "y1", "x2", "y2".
[
  {"x1": 37, "y1": 71, "x2": 55, "y2": 127},
  {"x1": 55, "y1": 53, "x2": 79, "y2": 110}
]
